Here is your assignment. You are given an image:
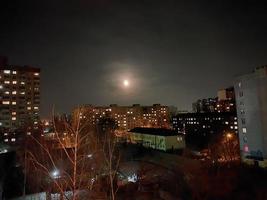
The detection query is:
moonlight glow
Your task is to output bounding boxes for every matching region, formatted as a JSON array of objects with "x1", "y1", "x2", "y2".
[{"x1": 123, "y1": 80, "x2": 129, "y2": 87}]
